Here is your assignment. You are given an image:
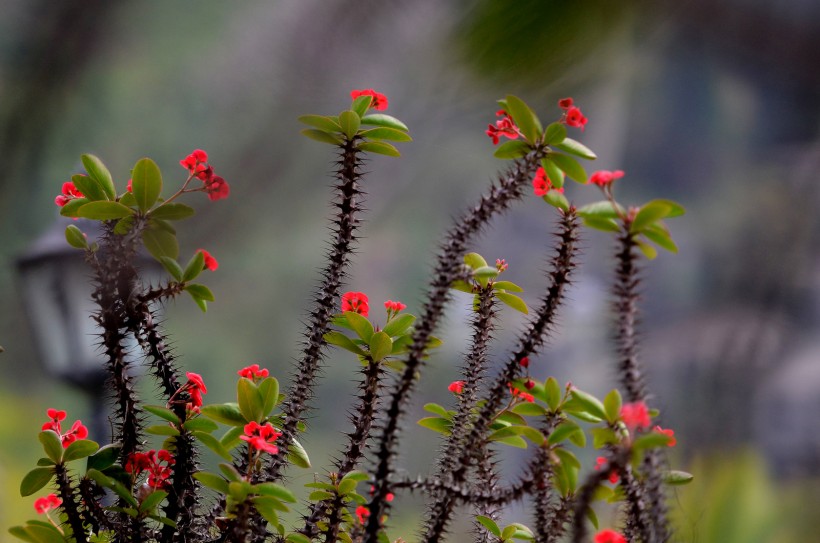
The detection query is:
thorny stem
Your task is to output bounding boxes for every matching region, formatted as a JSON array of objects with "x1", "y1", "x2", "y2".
[
  {"x1": 54, "y1": 463, "x2": 87, "y2": 543},
  {"x1": 570, "y1": 448, "x2": 631, "y2": 543}
]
